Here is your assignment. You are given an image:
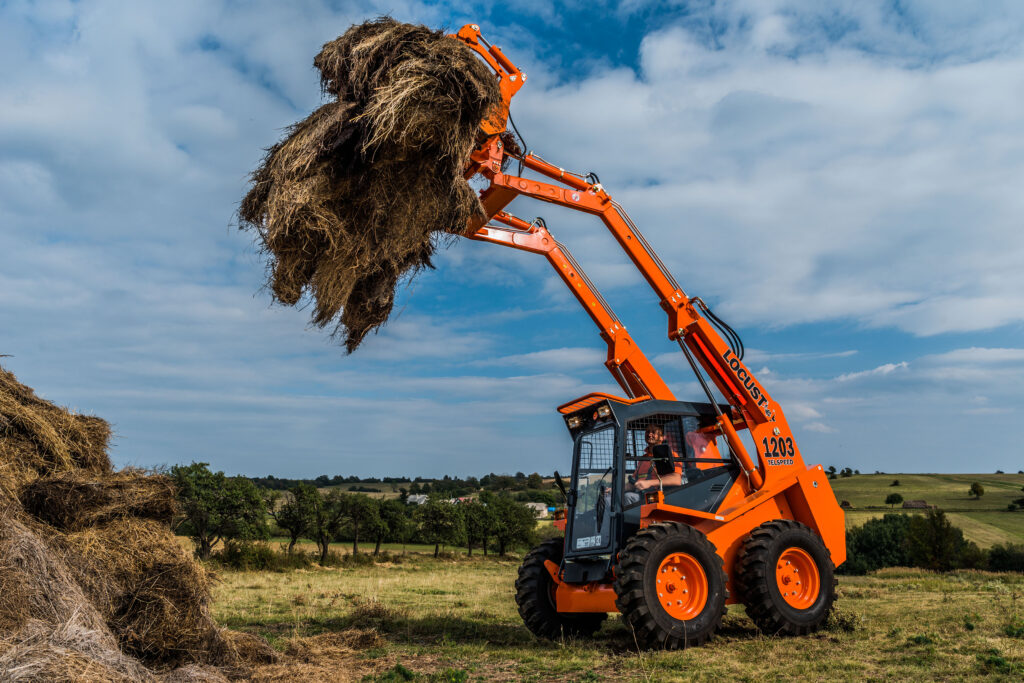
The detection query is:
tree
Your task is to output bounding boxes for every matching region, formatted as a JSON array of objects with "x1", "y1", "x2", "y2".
[
  {"x1": 906, "y1": 509, "x2": 981, "y2": 571},
  {"x1": 306, "y1": 488, "x2": 346, "y2": 564},
  {"x1": 463, "y1": 500, "x2": 493, "y2": 556},
  {"x1": 415, "y1": 497, "x2": 465, "y2": 557},
  {"x1": 827, "y1": 465, "x2": 837, "y2": 480},
  {"x1": 526, "y1": 472, "x2": 544, "y2": 490},
  {"x1": 340, "y1": 494, "x2": 379, "y2": 555},
  {"x1": 171, "y1": 462, "x2": 268, "y2": 559},
  {"x1": 885, "y1": 493, "x2": 904, "y2": 509},
  {"x1": 969, "y1": 482, "x2": 985, "y2": 499},
  {"x1": 374, "y1": 499, "x2": 411, "y2": 556},
  {"x1": 266, "y1": 485, "x2": 315, "y2": 554},
  {"x1": 489, "y1": 496, "x2": 538, "y2": 556},
  {"x1": 840, "y1": 467, "x2": 853, "y2": 478}
]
